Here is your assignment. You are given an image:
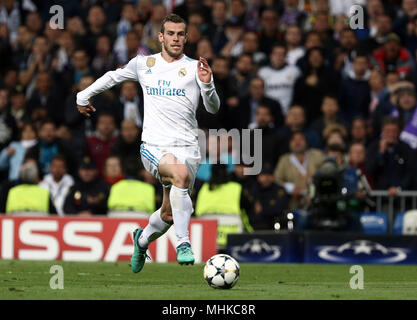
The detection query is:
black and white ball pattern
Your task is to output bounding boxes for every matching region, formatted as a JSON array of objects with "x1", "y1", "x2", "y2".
[{"x1": 204, "y1": 254, "x2": 240, "y2": 289}]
